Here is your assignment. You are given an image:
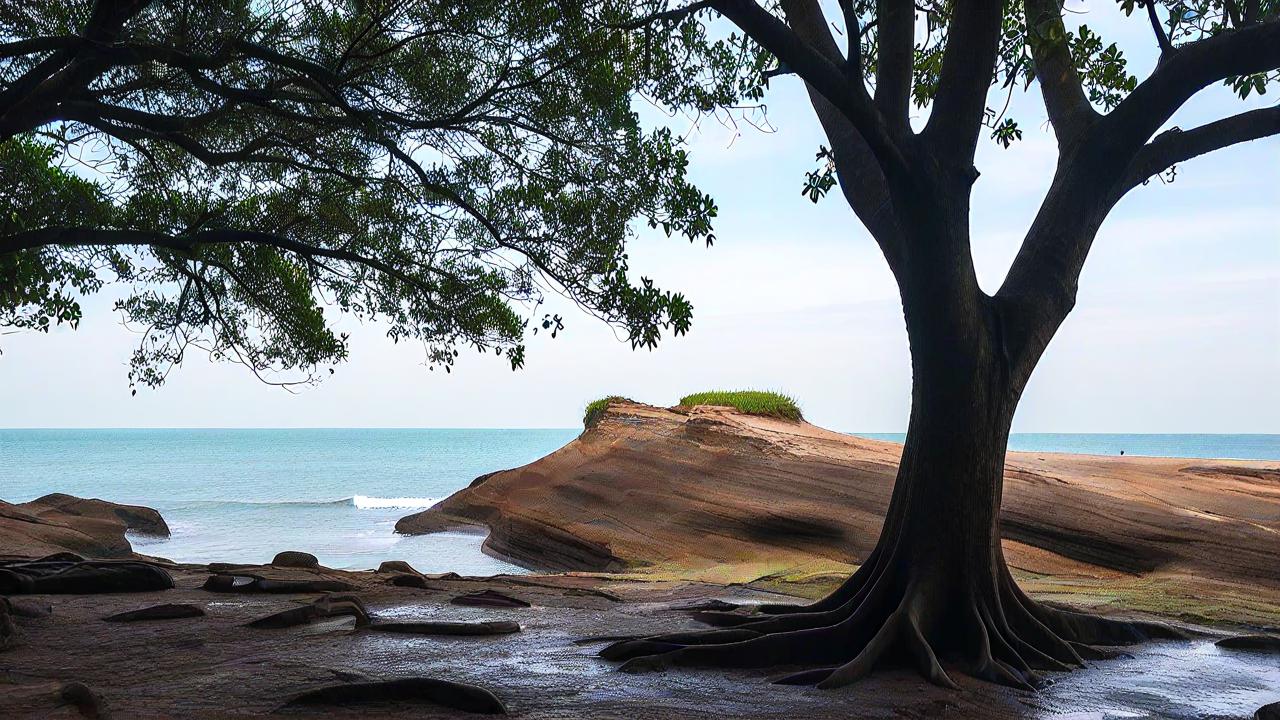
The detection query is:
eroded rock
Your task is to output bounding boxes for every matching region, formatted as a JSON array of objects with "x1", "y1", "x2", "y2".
[
  {"x1": 103, "y1": 603, "x2": 205, "y2": 623},
  {"x1": 451, "y1": 590, "x2": 529, "y2": 608},
  {"x1": 58, "y1": 682, "x2": 102, "y2": 719},
  {"x1": 271, "y1": 551, "x2": 319, "y2": 569},
  {"x1": 1215, "y1": 634, "x2": 1280, "y2": 652},
  {"x1": 280, "y1": 677, "x2": 506, "y2": 714},
  {"x1": 0, "y1": 560, "x2": 174, "y2": 595},
  {"x1": 248, "y1": 594, "x2": 370, "y2": 629},
  {"x1": 201, "y1": 574, "x2": 353, "y2": 594}
]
